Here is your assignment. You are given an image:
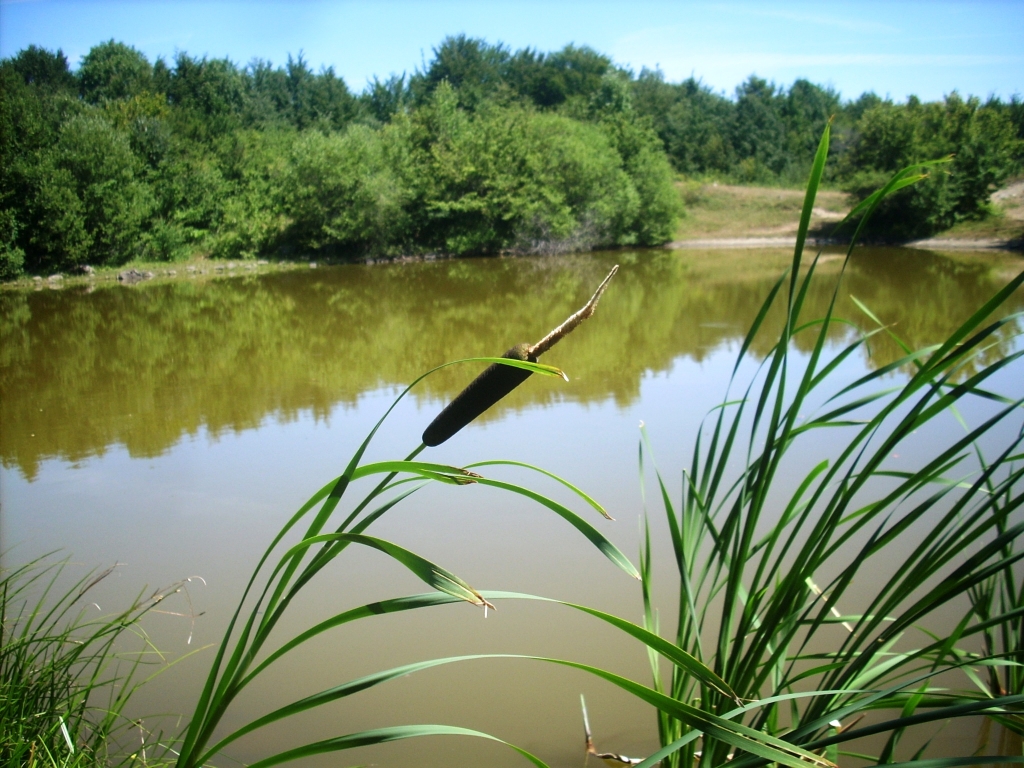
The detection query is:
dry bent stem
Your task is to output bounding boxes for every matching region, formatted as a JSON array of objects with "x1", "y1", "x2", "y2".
[{"x1": 530, "y1": 265, "x2": 618, "y2": 358}]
